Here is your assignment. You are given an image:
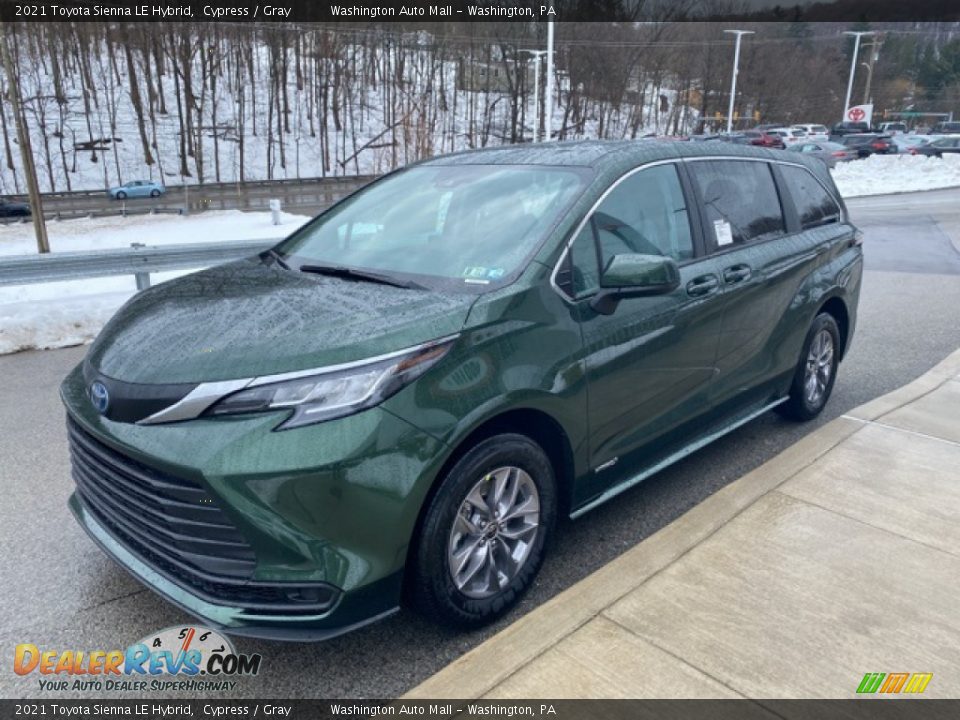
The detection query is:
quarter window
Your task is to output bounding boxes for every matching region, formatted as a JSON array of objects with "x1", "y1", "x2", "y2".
[
  {"x1": 689, "y1": 160, "x2": 786, "y2": 249},
  {"x1": 779, "y1": 165, "x2": 842, "y2": 230}
]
